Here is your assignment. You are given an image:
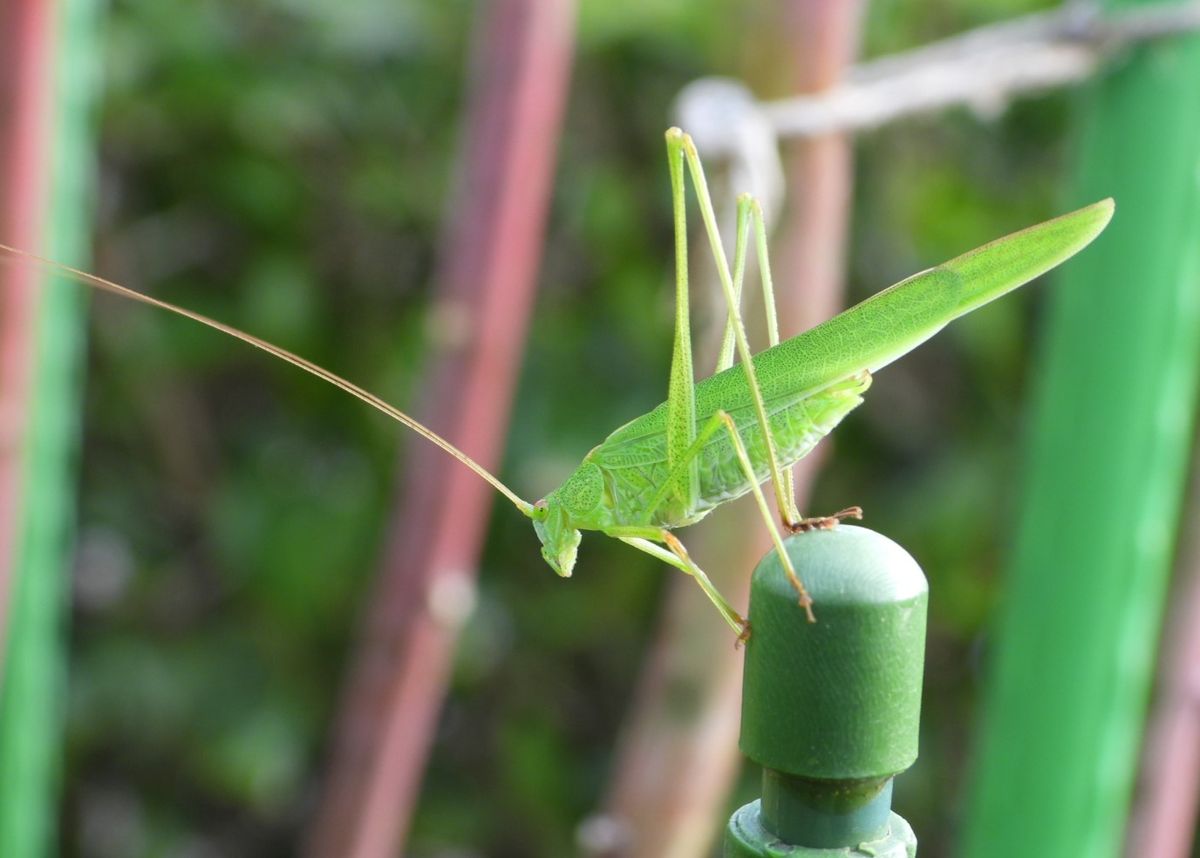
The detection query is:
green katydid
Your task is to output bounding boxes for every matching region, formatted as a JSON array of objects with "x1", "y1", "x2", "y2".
[{"x1": 0, "y1": 127, "x2": 1113, "y2": 638}]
